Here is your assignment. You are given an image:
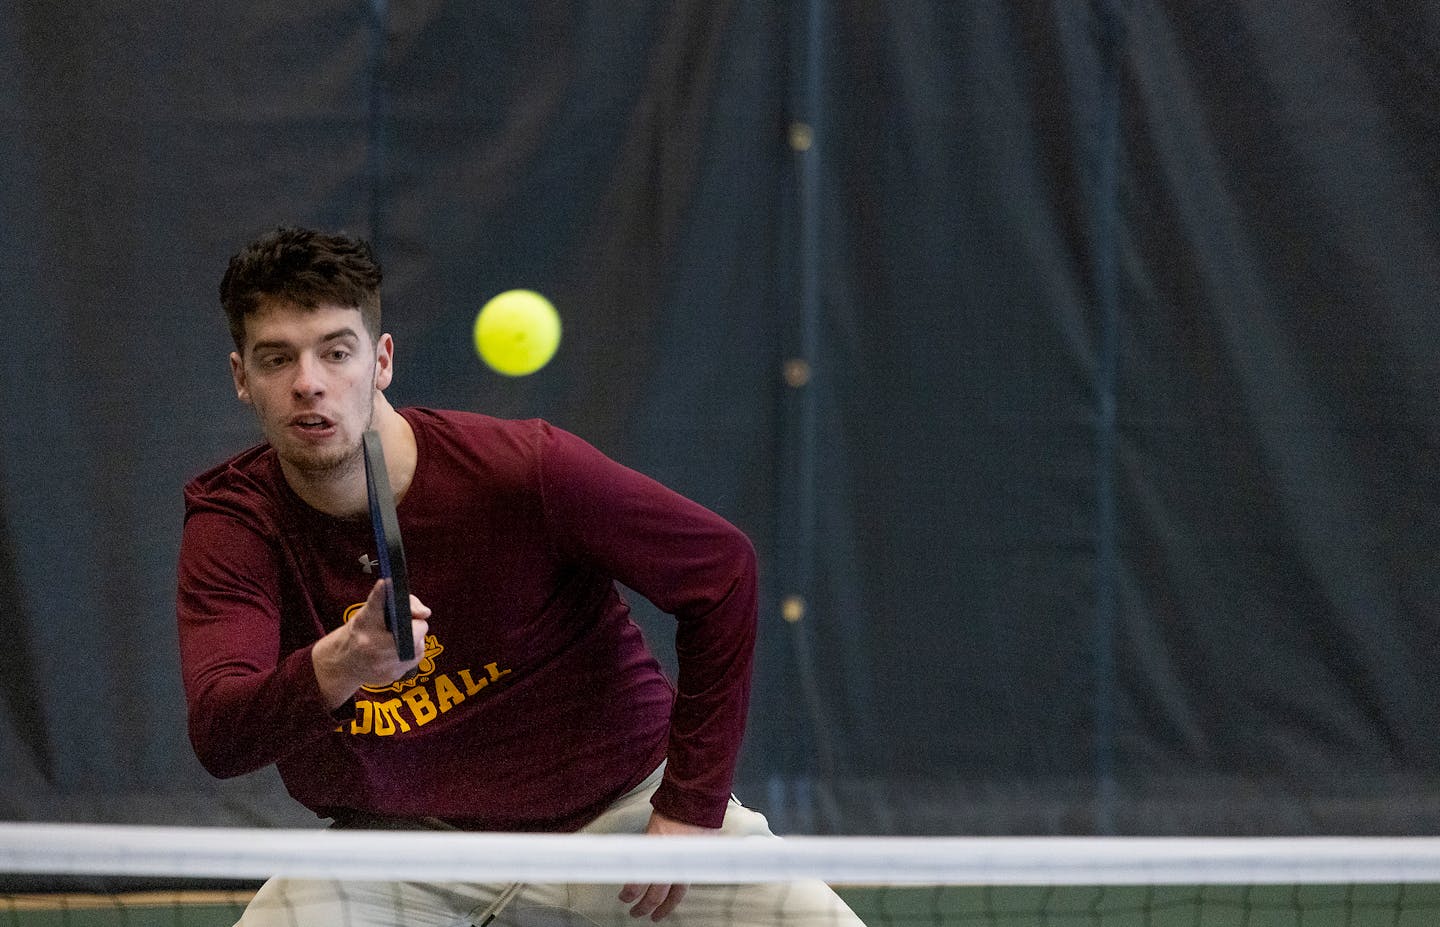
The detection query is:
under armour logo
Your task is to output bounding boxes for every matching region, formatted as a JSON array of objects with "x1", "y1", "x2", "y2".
[{"x1": 359, "y1": 554, "x2": 378, "y2": 574}]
